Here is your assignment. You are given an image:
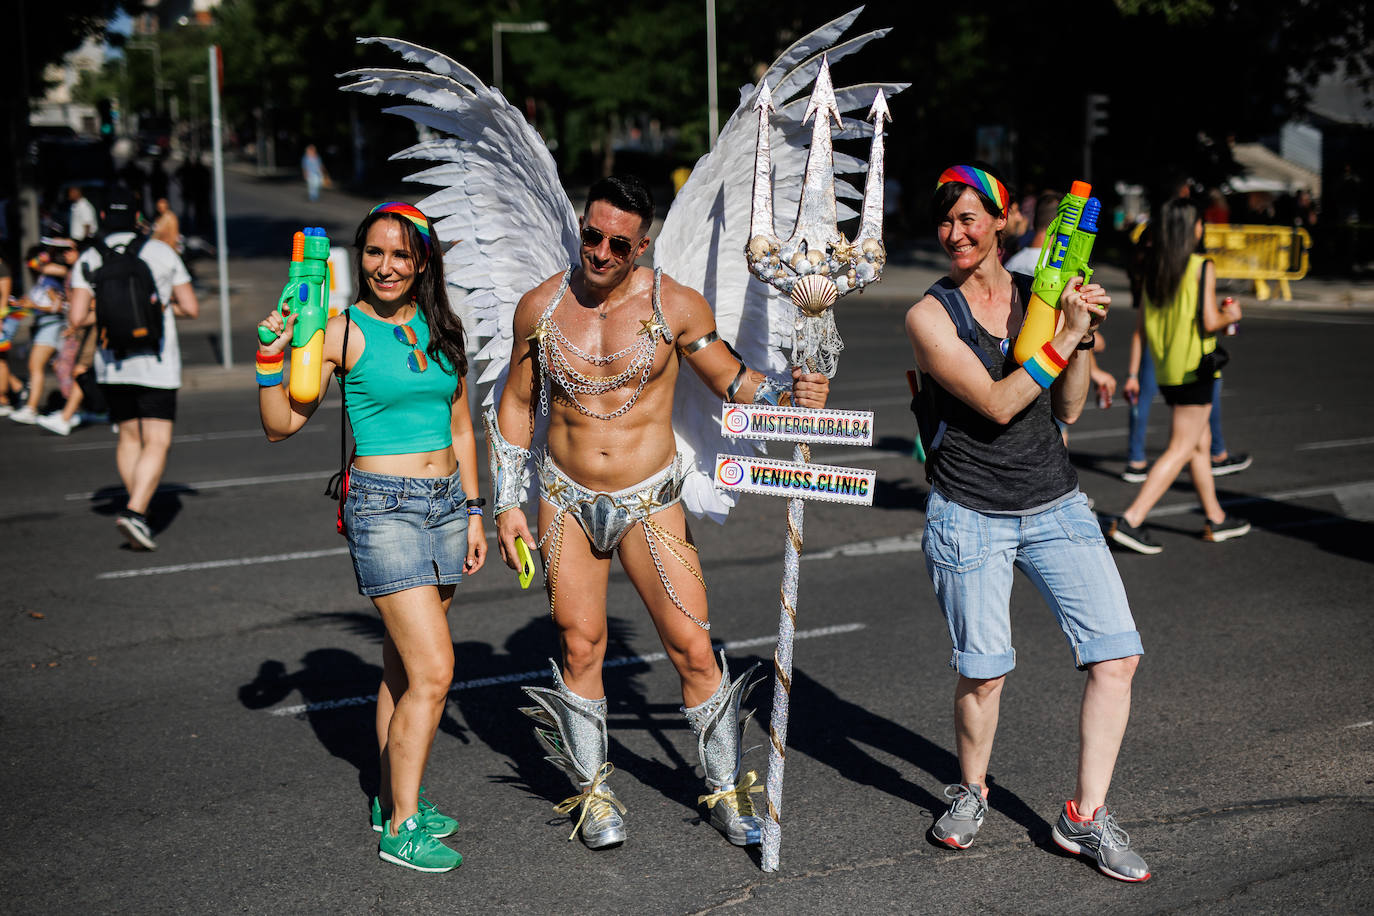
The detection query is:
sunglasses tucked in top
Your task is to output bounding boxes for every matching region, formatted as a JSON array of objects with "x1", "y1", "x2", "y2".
[{"x1": 580, "y1": 226, "x2": 640, "y2": 261}]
